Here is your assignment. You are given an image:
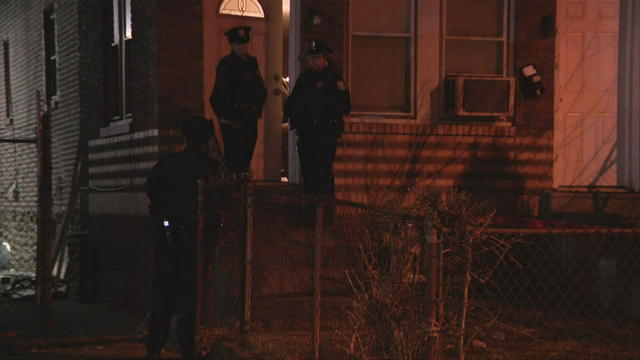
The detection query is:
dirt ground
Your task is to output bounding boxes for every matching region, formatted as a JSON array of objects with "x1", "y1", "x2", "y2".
[
  {"x1": 0, "y1": 298, "x2": 244, "y2": 359},
  {"x1": 2, "y1": 298, "x2": 639, "y2": 359},
  {"x1": 0, "y1": 298, "x2": 178, "y2": 359}
]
